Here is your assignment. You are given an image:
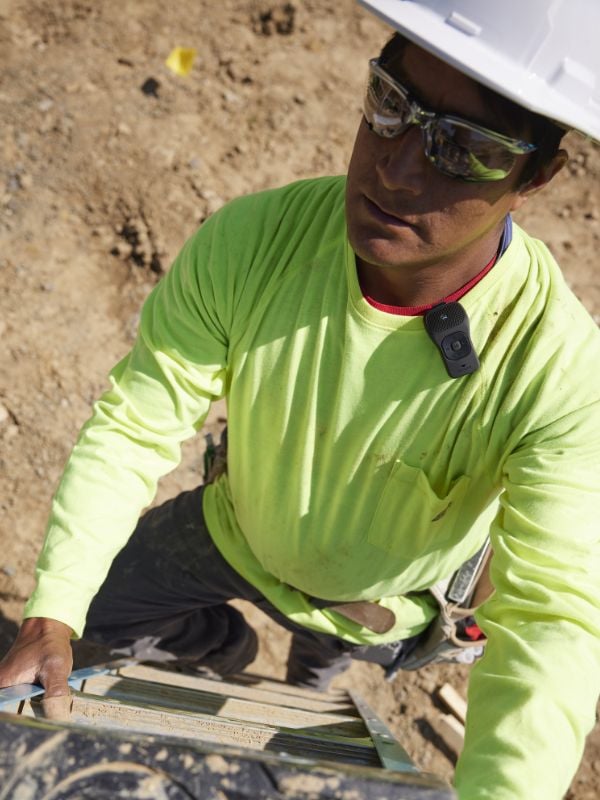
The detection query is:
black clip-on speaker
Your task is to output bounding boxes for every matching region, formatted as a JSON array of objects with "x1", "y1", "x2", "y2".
[{"x1": 424, "y1": 302, "x2": 480, "y2": 379}]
